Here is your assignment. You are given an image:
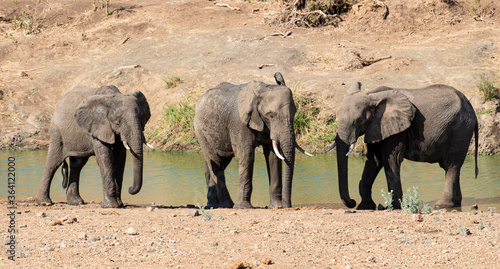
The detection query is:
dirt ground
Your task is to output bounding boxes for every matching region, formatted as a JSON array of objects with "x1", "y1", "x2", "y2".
[
  {"x1": 1, "y1": 0, "x2": 500, "y2": 267},
  {"x1": 1, "y1": 201, "x2": 499, "y2": 268},
  {"x1": 0, "y1": 0, "x2": 499, "y2": 152}
]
